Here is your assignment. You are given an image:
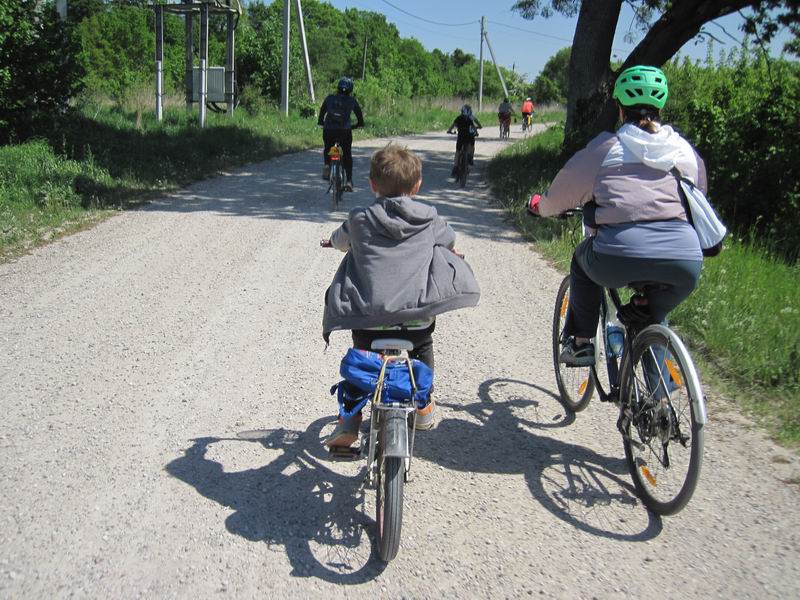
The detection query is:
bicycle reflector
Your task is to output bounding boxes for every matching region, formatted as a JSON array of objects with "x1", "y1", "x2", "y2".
[{"x1": 328, "y1": 146, "x2": 341, "y2": 160}]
